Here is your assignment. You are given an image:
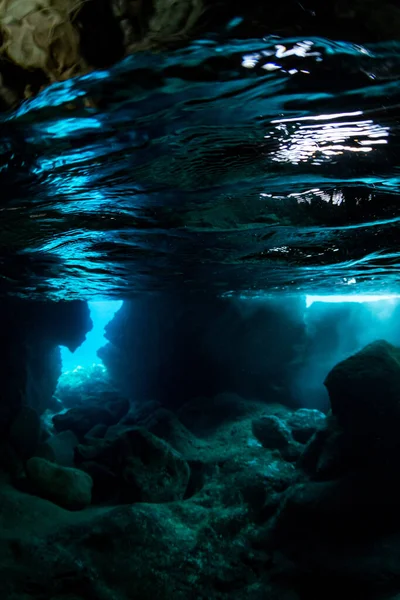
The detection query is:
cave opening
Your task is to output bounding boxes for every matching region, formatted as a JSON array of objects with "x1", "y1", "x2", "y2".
[
  {"x1": 56, "y1": 300, "x2": 123, "y2": 397},
  {"x1": 60, "y1": 300, "x2": 123, "y2": 373}
]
